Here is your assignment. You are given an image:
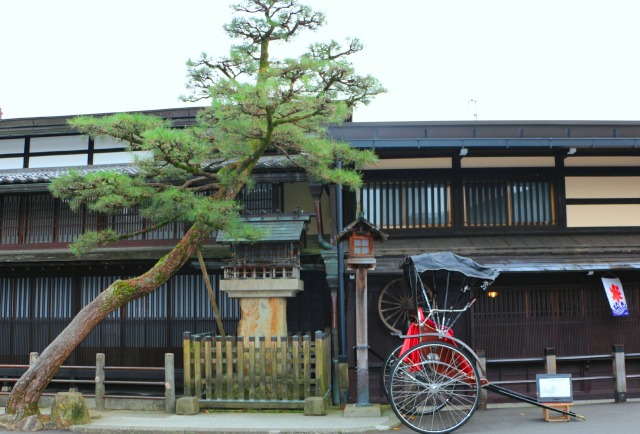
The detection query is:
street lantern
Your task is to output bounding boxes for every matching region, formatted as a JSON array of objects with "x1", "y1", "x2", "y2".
[
  {"x1": 339, "y1": 215, "x2": 387, "y2": 269},
  {"x1": 337, "y1": 214, "x2": 387, "y2": 413}
]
